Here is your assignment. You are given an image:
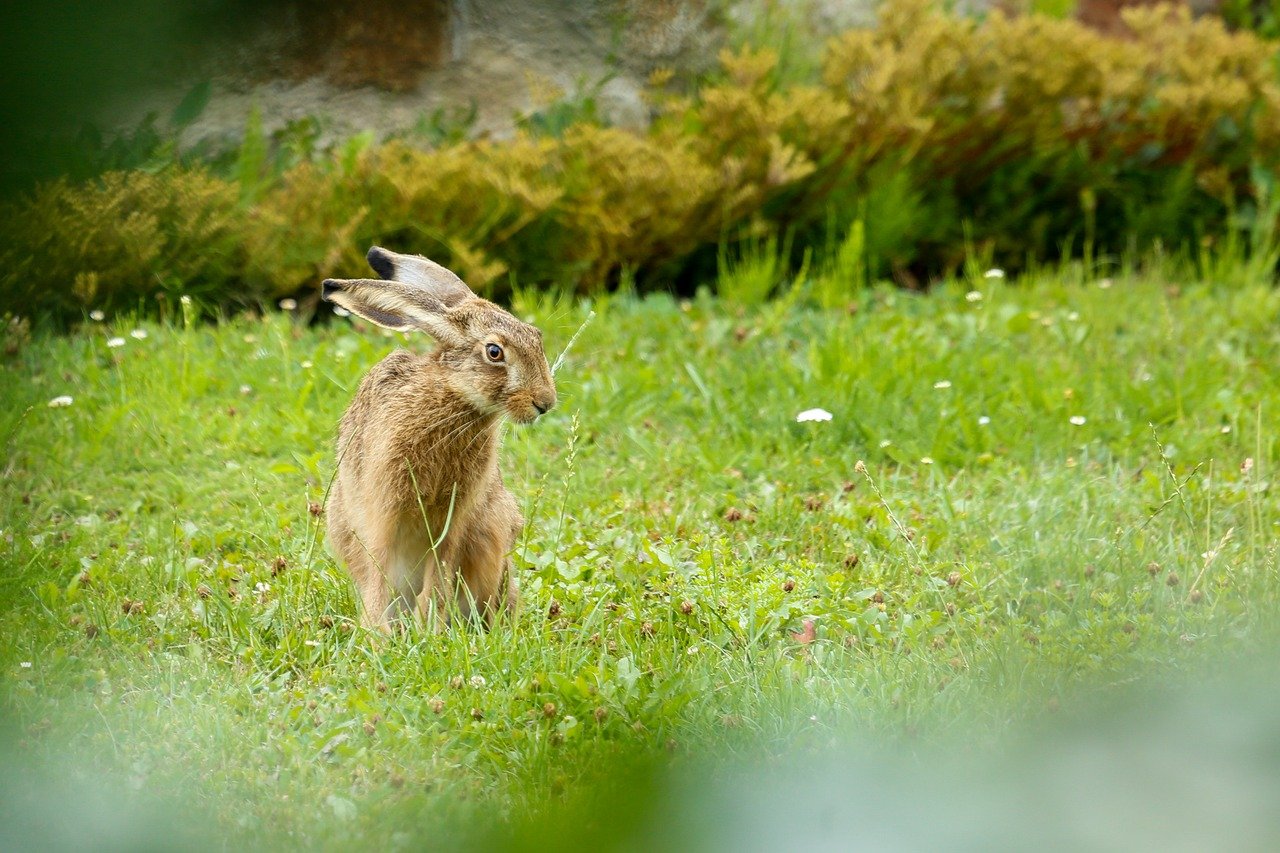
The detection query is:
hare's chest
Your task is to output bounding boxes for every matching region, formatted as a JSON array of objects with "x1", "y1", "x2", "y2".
[{"x1": 401, "y1": 452, "x2": 496, "y2": 524}]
